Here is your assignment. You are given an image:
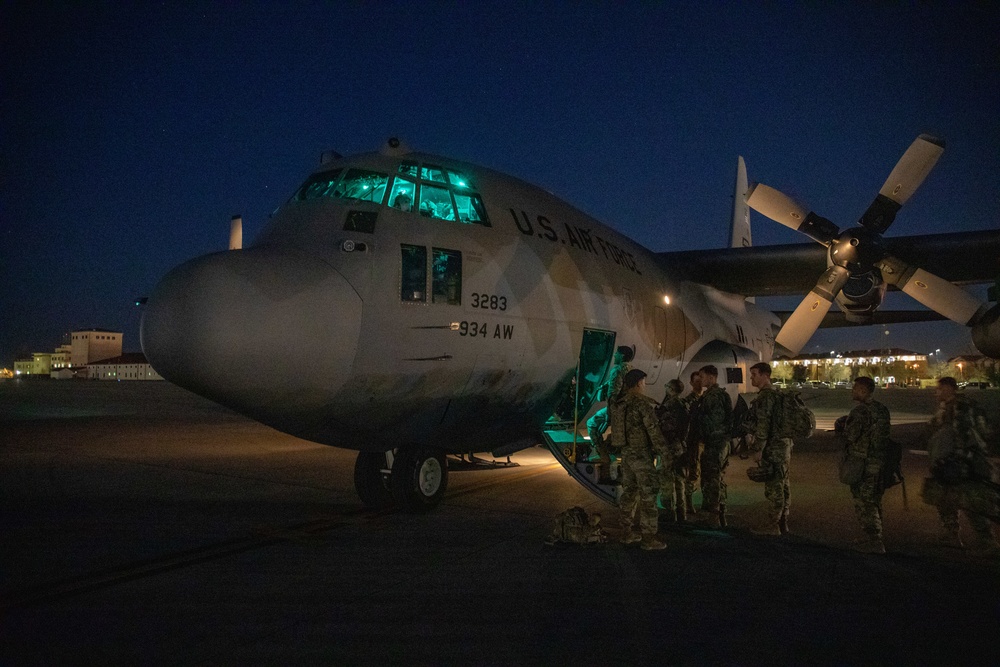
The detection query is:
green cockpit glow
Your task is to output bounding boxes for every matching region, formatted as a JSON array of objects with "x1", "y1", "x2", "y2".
[
  {"x1": 389, "y1": 161, "x2": 489, "y2": 226},
  {"x1": 289, "y1": 159, "x2": 487, "y2": 226},
  {"x1": 291, "y1": 168, "x2": 388, "y2": 204}
]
